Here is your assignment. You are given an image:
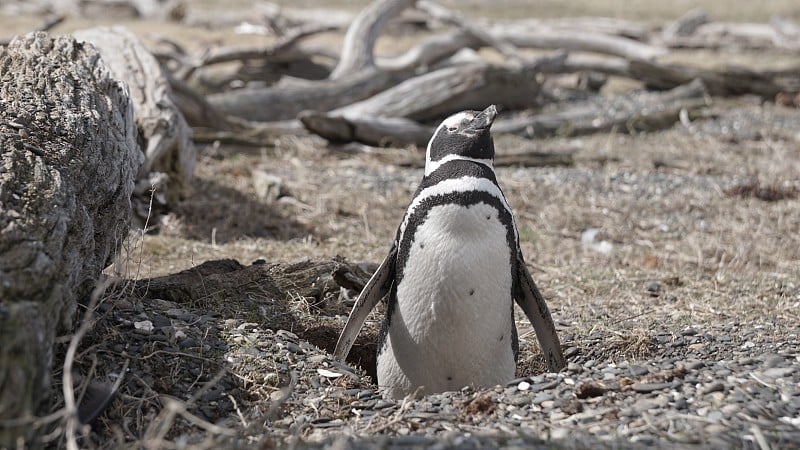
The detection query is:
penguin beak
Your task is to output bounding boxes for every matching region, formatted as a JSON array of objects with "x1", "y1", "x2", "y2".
[{"x1": 469, "y1": 105, "x2": 498, "y2": 131}]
